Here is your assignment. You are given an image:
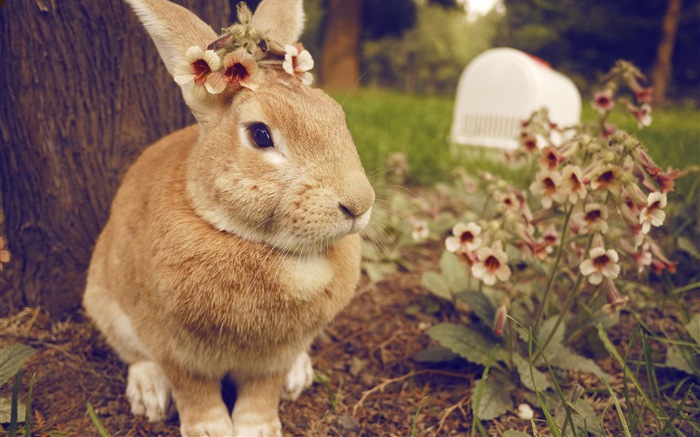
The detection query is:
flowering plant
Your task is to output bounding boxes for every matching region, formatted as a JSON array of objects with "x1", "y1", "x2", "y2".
[
  {"x1": 173, "y1": 2, "x2": 314, "y2": 99},
  {"x1": 414, "y1": 61, "x2": 684, "y2": 422}
]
